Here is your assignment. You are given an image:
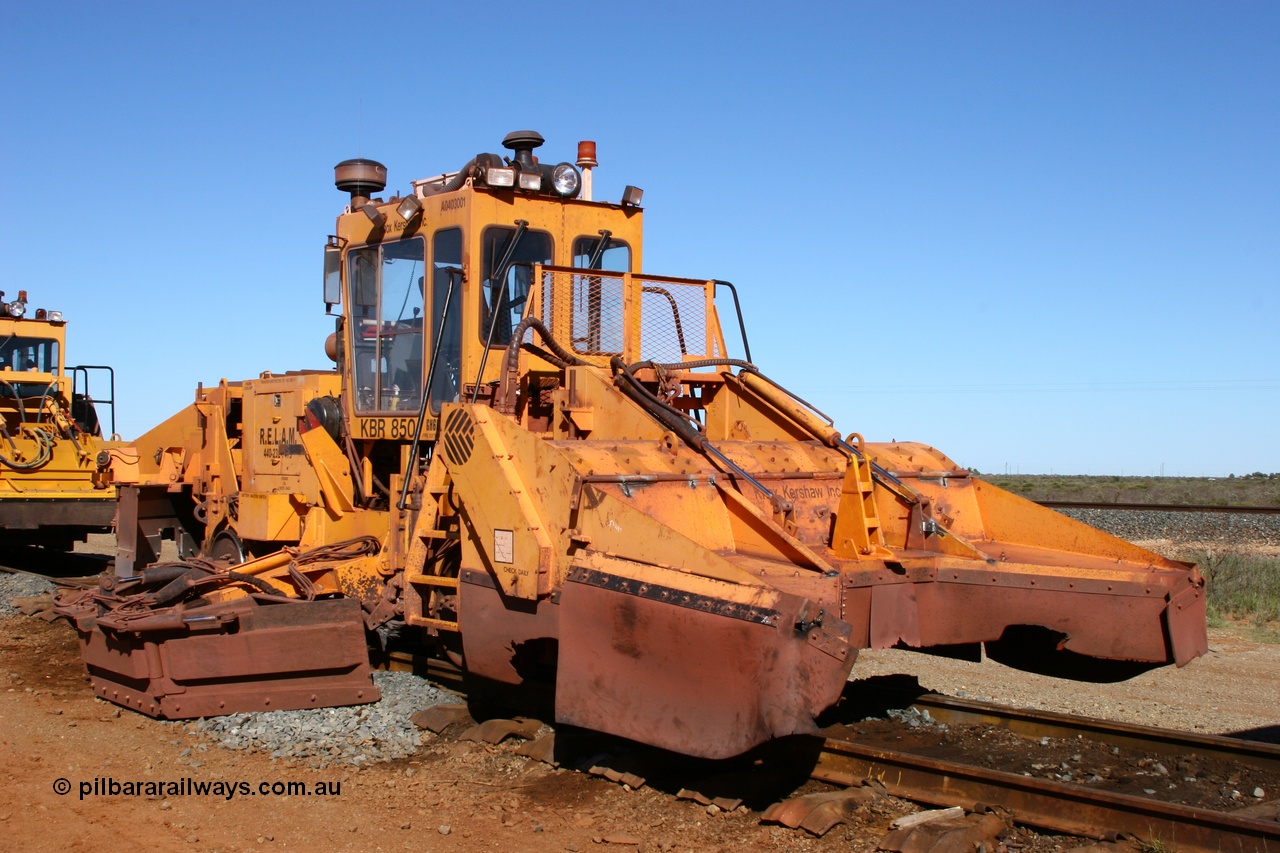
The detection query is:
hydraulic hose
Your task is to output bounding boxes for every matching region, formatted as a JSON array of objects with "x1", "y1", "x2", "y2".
[
  {"x1": 609, "y1": 357, "x2": 778, "y2": 503},
  {"x1": 0, "y1": 425, "x2": 55, "y2": 470},
  {"x1": 497, "y1": 316, "x2": 590, "y2": 414}
]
